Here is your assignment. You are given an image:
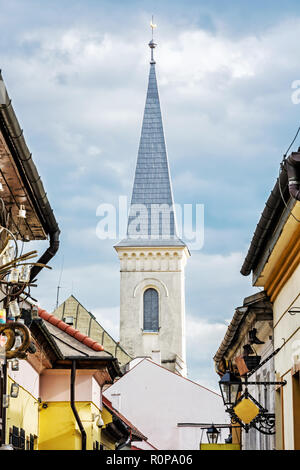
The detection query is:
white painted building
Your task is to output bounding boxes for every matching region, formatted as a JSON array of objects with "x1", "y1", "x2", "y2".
[
  {"x1": 115, "y1": 33, "x2": 189, "y2": 377},
  {"x1": 104, "y1": 358, "x2": 229, "y2": 450}
]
